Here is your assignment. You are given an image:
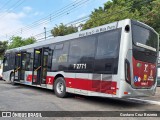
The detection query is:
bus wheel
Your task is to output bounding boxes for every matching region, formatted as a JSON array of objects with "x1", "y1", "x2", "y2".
[
  {"x1": 10, "y1": 73, "x2": 16, "y2": 85},
  {"x1": 54, "y1": 77, "x2": 68, "y2": 98}
]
